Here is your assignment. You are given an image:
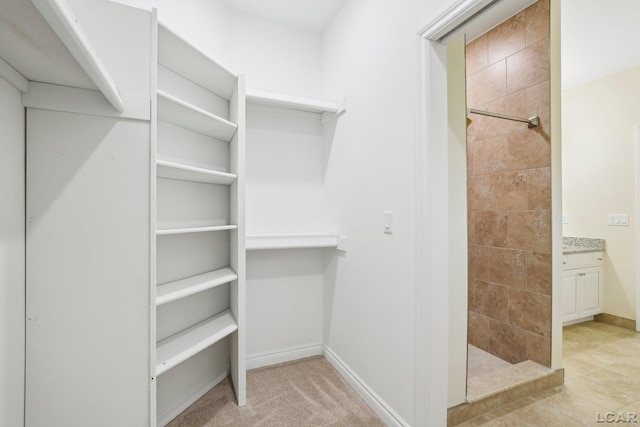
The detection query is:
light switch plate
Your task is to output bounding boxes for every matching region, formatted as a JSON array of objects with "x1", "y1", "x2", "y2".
[
  {"x1": 383, "y1": 211, "x2": 393, "y2": 234},
  {"x1": 608, "y1": 214, "x2": 629, "y2": 226}
]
